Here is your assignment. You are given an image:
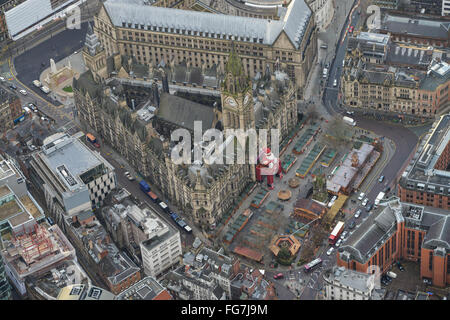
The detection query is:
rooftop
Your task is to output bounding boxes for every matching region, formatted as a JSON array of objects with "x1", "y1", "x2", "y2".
[
  {"x1": 103, "y1": 0, "x2": 311, "y2": 49},
  {"x1": 1, "y1": 223, "x2": 76, "y2": 280},
  {"x1": 38, "y1": 133, "x2": 113, "y2": 192},
  {"x1": 28, "y1": 259, "x2": 90, "y2": 300},
  {"x1": 327, "y1": 143, "x2": 374, "y2": 193},
  {"x1": 357, "y1": 32, "x2": 390, "y2": 45},
  {"x1": 381, "y1": 14, "x2": 450, "y2": 40},
  {"x1": 166, "y1": 247, "x2": 235, "y2": 296},
  {"x1": 0, "y1": 160, "x2": 15, "y2": 181},
  {"x1": 401, "y1": 114, "x2": 450, "y2": 191},
  {"x1": 230, "y1": 266, "x2": 275, "y2": 300},
  {"x1": 339, "y1": 200, "x2": 404, "y2": 263},
  {"x1": 0, "y1": 186, "x2": 44, "y2": 231},
  {"x1": 68, "y1": 213, "x2": 140, "y2": 286},
  {"x1": 324, "y1": 266, "x2": 375, "y2": 294},
  {"x1": 4, "y1": 0, "x2": 83, "y2": 40},
  {"x1": 157, "y1": 93, "x2": 216, "y2": 132},
  {"x1": 115, "y1": 276, "x2": 172, "y2": 300},
  {"x1": 57, "y1": 284, "x2": 116, "y2": 300}
]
